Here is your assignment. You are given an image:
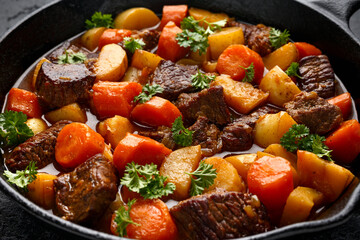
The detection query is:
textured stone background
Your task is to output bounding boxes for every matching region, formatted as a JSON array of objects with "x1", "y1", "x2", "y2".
[{"x1": 1, "y1": 0, "x2": 360, "y2": 239}]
